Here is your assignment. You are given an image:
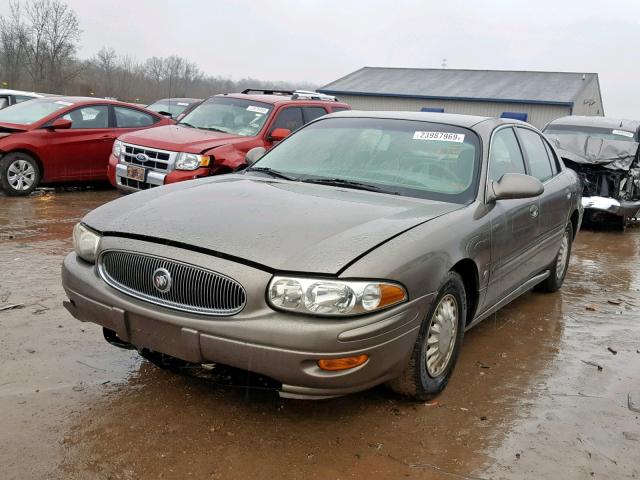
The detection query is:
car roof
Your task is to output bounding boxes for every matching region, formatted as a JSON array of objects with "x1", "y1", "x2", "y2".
[
  {"x1": 221, "y1": 92, "x2": 350, "y2": 106},
  {"x1": 546, "y1": 115, "x2": 640, "y2": 132},
  {"x1": 0, "y1": 89, "x2": 46, "y2": 97},
  {"x1": 152, "y1": 98, "x2": 202, "y2": 103},
  {"x1": 321, "y1": 110, "x2": 527, "y2": 129},
  {"x1": 32, "y1": 96, "x2": 154, "y2": 108}
]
